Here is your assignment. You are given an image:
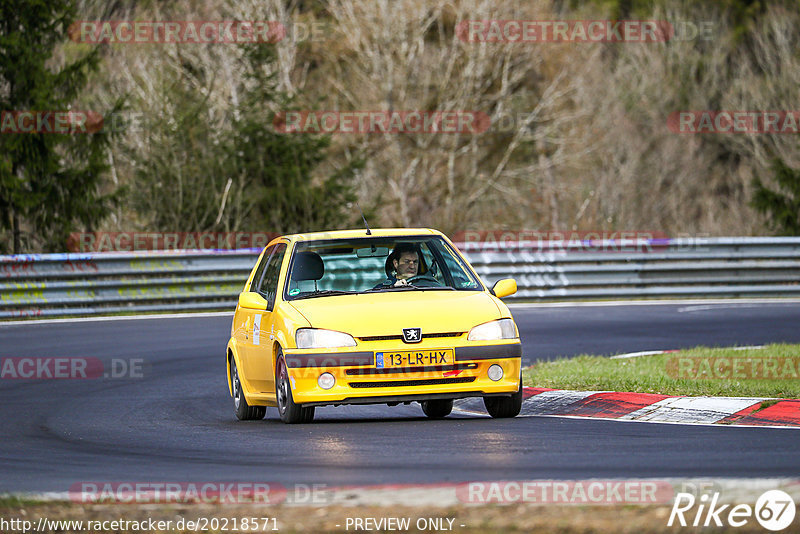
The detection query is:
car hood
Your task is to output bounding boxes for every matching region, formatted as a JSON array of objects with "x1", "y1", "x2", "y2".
[{"x1": 287, "y1": 291, "x2": 503, "y2": 337}]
